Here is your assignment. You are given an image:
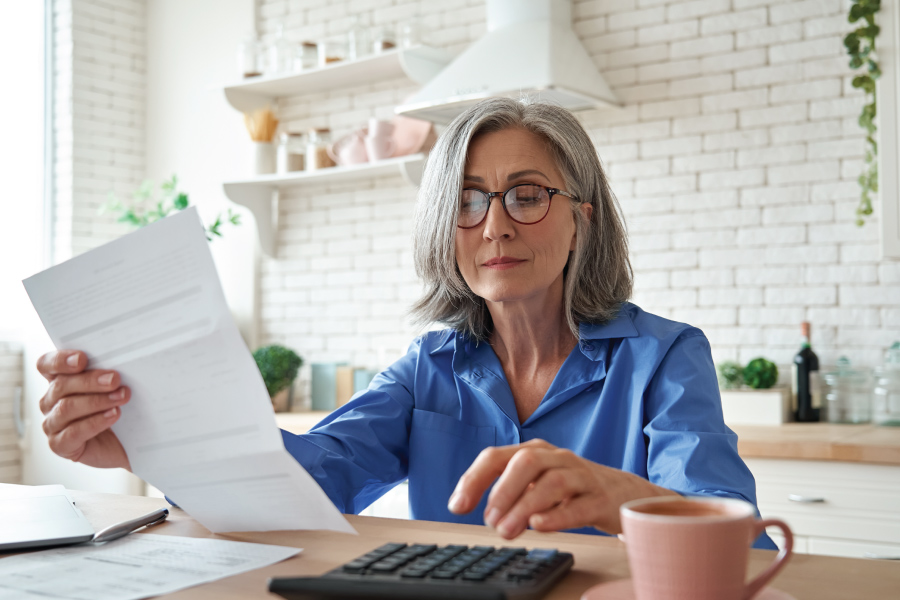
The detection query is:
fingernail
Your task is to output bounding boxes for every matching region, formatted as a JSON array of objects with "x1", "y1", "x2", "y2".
[
  {"x1": 448, "y1": 492, "x2": 464, "y2": 513},
  {"x1": 484, "y1": 507, "x2": 501, "y2": 528},
  {"x1": 497, "y1": 517, "x2": 520, "y2": 538},
  {"x1": 67, "y1": 353, "x2": 79, "y2": 367},
  {"x1": 109, "y1": 389, "x2": 125, "y2": 401},
  {"x1": 98, "y1": 373, "x2": 114, "y2": 386},
  {"x1": 103, "y1": 407, "x2": 117, "y2": 418}
]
